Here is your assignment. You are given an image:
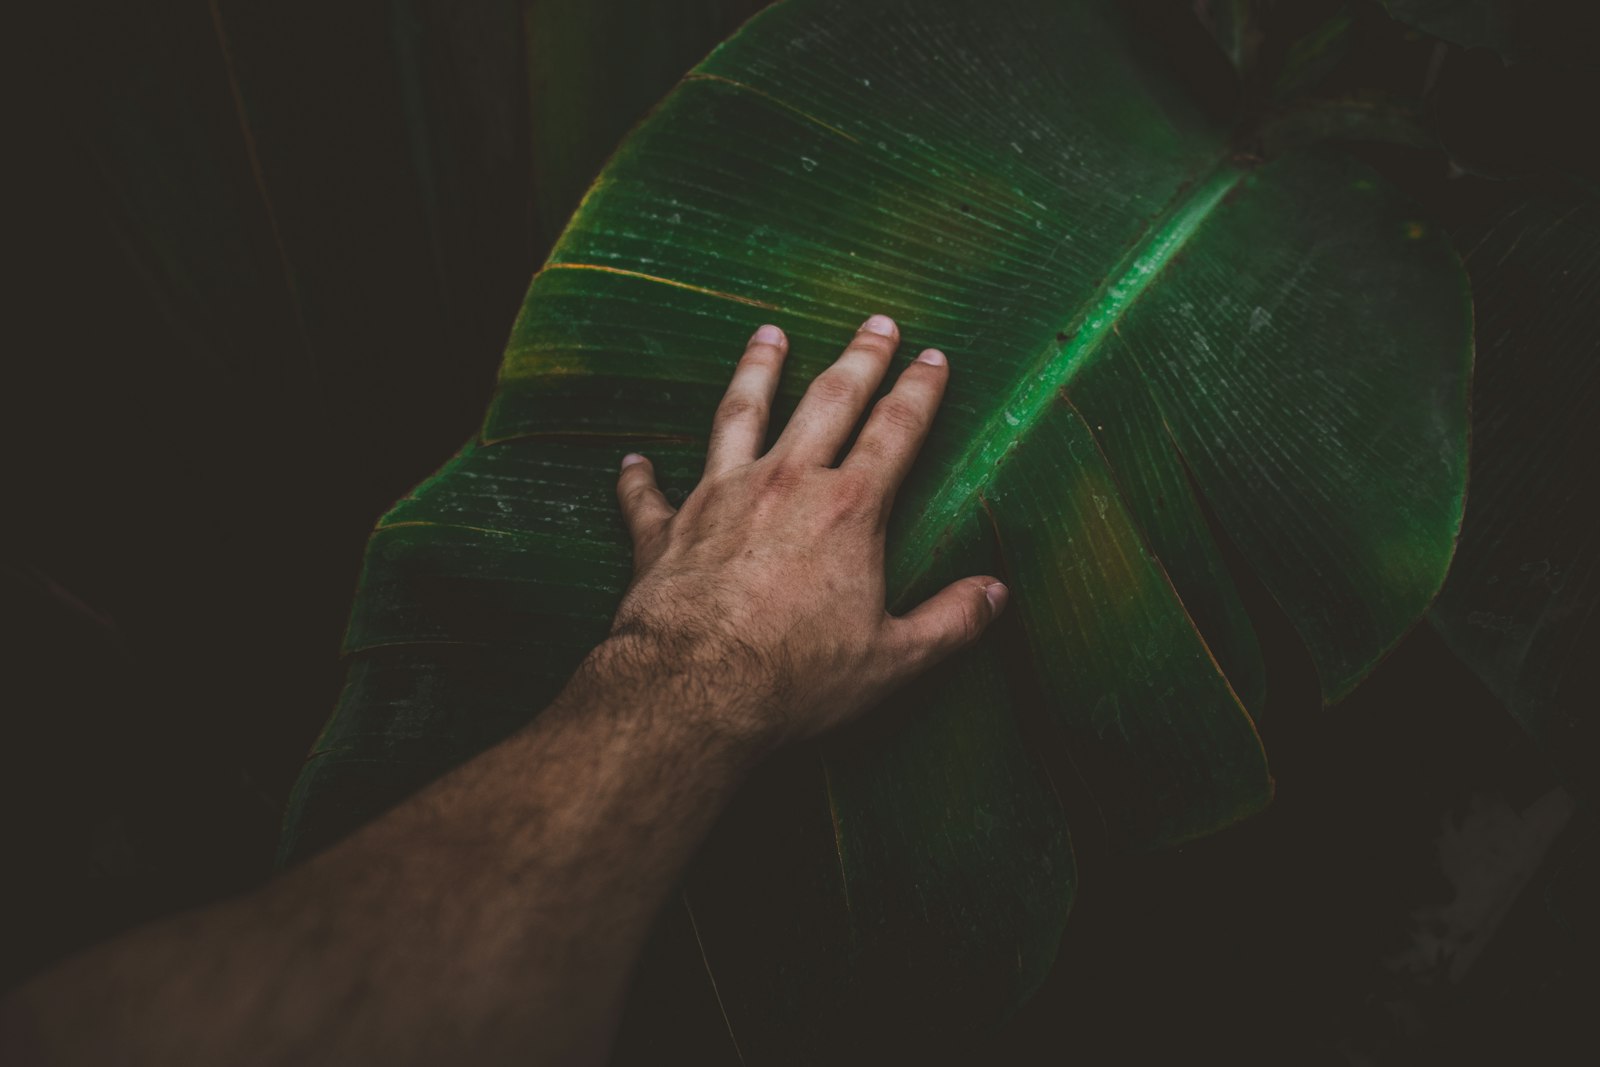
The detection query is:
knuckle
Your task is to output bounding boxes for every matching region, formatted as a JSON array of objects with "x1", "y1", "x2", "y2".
[
  {"x1": 847, "y1": 435, "x2": 890, "y2": 469},
  {"x1": 953, "y1": 596, "x2": 984, "y2": 642},
  {"x1": 827, "y1": 469, "x2": 878, "y2": 516},
  {"x1": 959, "y1": 605, "x2": 981, "y2": 642},
  {"x1": 715, "y1": 394, "x2": 763, "y2": 425},
  {"x1": 757, "y1": 460, "x2": 807, "y2": 496},
  {"x1": 739, "y1": 346, "x2": 780, "y2": 370},
  {"x1": 619, "y1": 470, "x2": 658, "y2": 500},
  {"x1": 806, "y1": 371, "x2": 858, "y2": 407},
  {"x1": 873, "y1": 396, "x2": 926, "y2": 434}
]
